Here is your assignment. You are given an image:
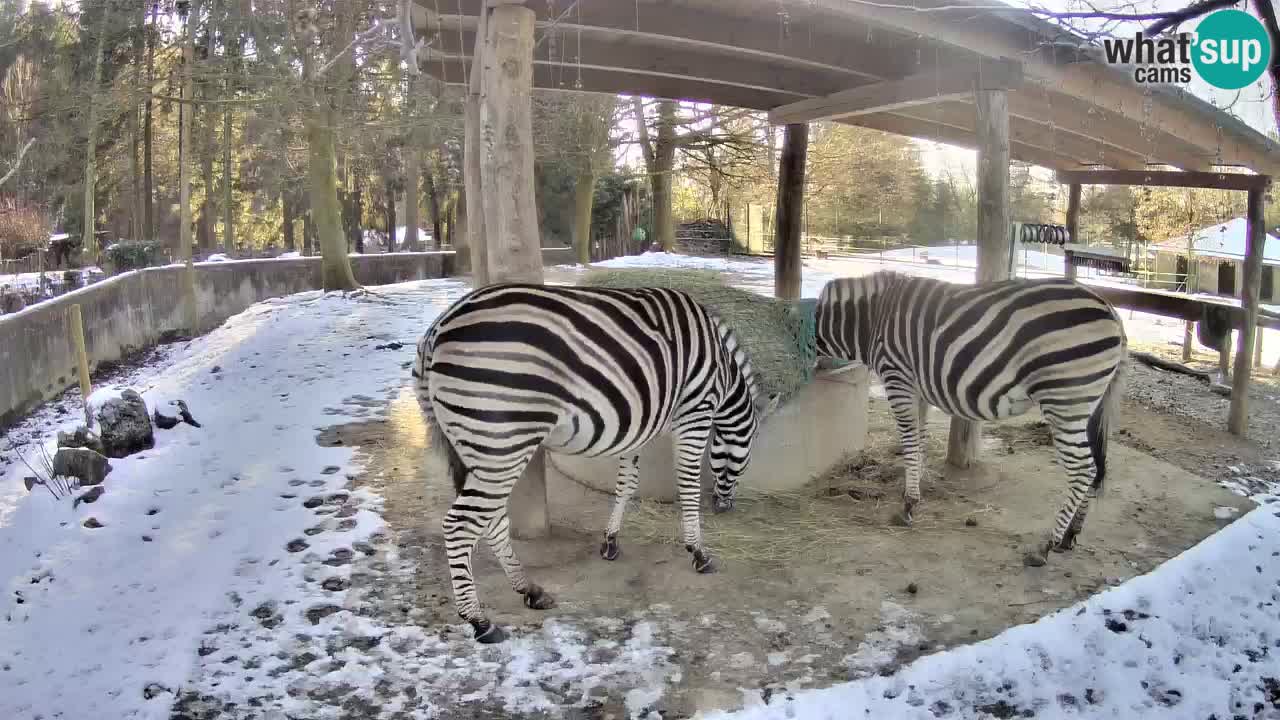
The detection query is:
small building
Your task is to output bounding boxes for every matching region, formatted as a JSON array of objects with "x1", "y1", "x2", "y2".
[{"x1": 1145, "y1": 218, "x2": 1280, "y2": 302}]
